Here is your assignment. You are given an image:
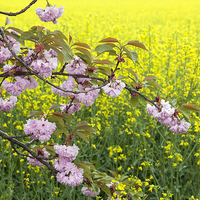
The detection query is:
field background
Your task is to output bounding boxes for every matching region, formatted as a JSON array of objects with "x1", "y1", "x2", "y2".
[{"x1": 0, "y1": 0, "x2": 200, "y2": 199}]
